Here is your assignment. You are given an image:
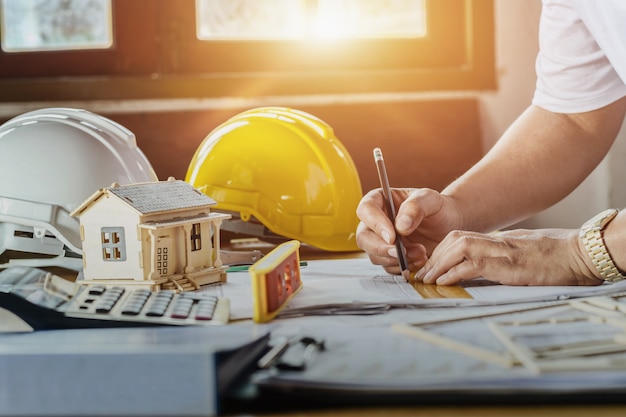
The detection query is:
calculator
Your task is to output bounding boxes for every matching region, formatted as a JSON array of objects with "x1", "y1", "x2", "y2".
[{"x1": 0, "y1": 266, "x2": 230, "y2": 330}]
